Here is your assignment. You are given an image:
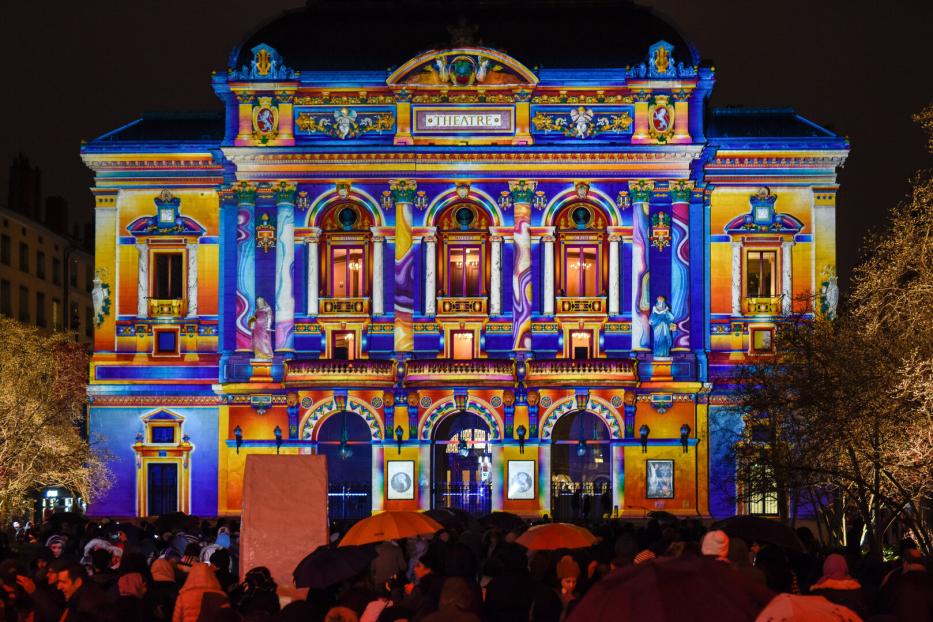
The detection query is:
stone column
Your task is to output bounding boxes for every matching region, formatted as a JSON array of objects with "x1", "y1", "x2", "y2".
[
  {"x1": 731, "y1": 241, "x2": 743, "y2": 316},
  {"x1": 672, "y1": 90, "x2": 692, "y2": 142},
  {"x1": 670, "y1": 182, "x2": 691, "y2": 348},
  {"x1": 235, "y1": 183, "x2": 257, "y2": 351},
  {"x1": 136, "y1": 242, "x2": 149, "y2": 318},
  {"x1": 274, "y1": 183, "x2": 296, "y2": 352},
  {"x1": 186, "y1": 241, "x2": 198, "y2": 318},
  {"x1": 541, "y1": 231, "x2": 556, "y2": 317},
  {"x1": 391, "y1": 180, "x2": 417, "y2": 354},
  {"x1": 424, "y1": 231, "x2": 437, "y2": 317},
  {"x1": 509, "y1": 181, "x2": 536, "y2": 353},
  {"x1": 630, "y1": 181, "x2": 653, "y2": 350},
  {"x1": 306, "y1": 228, "x2": 321, "y2": 316},
  {"x1": 782, "y1": 240, "x2": 794, "y2": 315},
  {"x1": 370, "y1": 227, "x2": 384, "y2": 316},
  {"x1": 489, "y1": 232, "x2": 503, "y2": 316},
  {"x1": 608, "y1": 234, "x2": 621, "y2": 316}
]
